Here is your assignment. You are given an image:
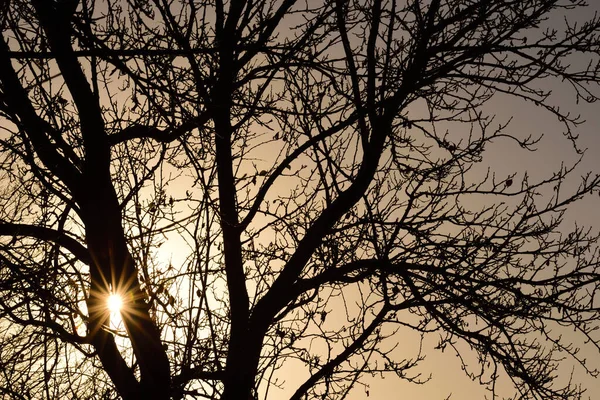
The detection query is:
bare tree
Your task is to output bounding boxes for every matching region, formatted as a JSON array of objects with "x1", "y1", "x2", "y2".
[{"x1": 1, "y1": 0, "x2": 600, "y2": 399}]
